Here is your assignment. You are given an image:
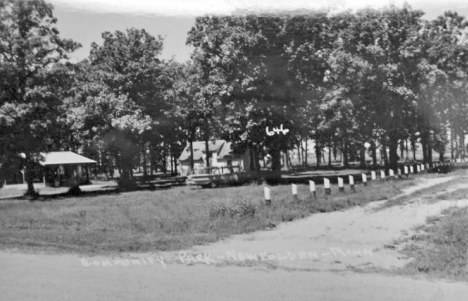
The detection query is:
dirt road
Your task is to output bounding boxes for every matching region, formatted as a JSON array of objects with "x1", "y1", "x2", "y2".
[{"x1": 2, "y1": 176, "x2": 468, "y2": 301}]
